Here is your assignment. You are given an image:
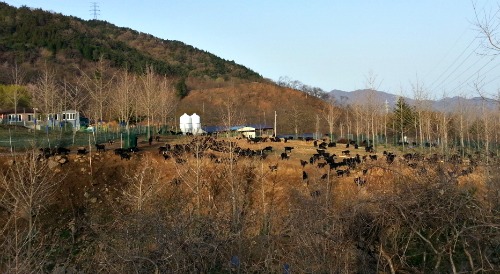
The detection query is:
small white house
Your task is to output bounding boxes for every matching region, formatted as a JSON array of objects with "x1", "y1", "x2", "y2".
[{"x1": 47, "y1": 110, "x2": 81, "y2": 130}]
